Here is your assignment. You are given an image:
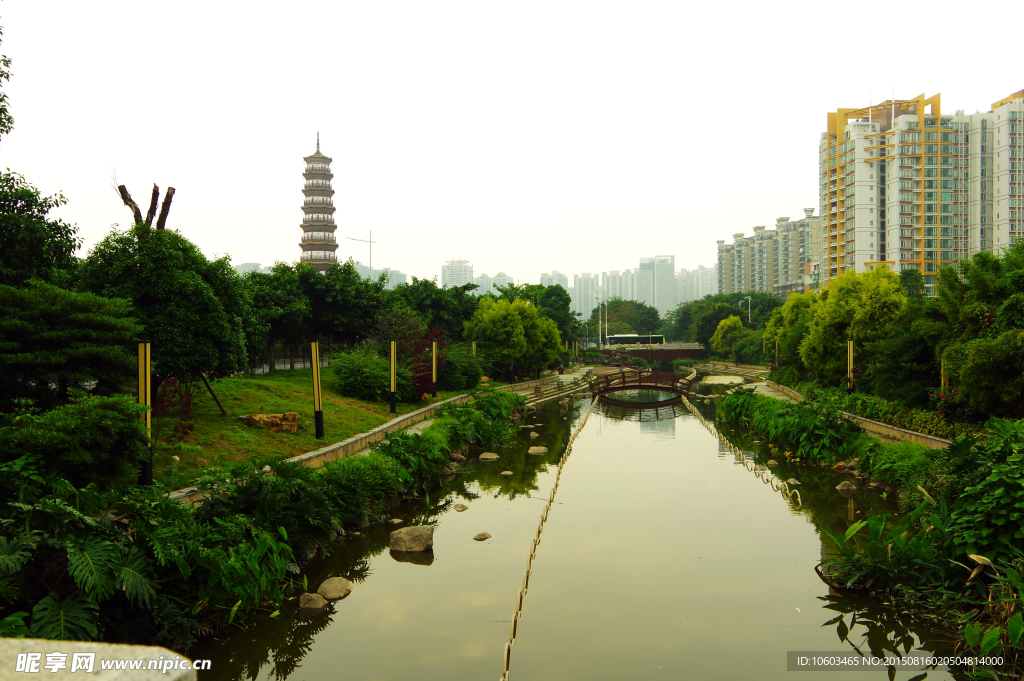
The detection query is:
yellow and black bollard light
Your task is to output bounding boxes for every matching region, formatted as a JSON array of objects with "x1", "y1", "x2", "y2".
[
  {"x1": 311, "y1": 341, "x2": 324, "y2": 439},
  {"x1": 432, "y1": 341, "x2": 438, "y2": 398},
  {"x1": 846, "y1": 340, "x2": 854, "y2": 393},
  {"x1": 390, "y1": 340, "x2": 397, "y2": 414},
  {"x1": 137, "y1": 340, "x2": 153, "y2": 486},
  {"x1": 472, "y1": 341, "x2": 476, "y2": 356}
]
